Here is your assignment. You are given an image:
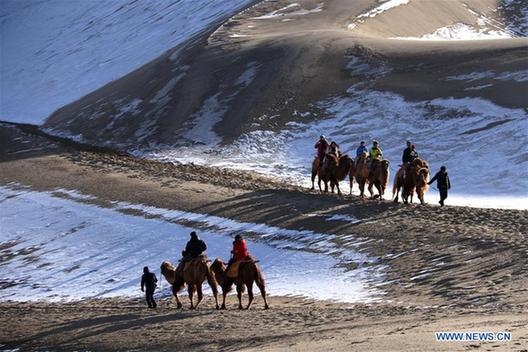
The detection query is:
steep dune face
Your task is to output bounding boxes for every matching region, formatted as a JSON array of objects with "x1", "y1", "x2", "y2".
[
  {"x1": 39, "y1": 0, "x2": 527, "y2": 206},
  {"x1": 43, "y1": 0, "x2": 527, "y2": 147},
  {"x1": 0, "y1": 0, "x2": 254, "y2": 124}
]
